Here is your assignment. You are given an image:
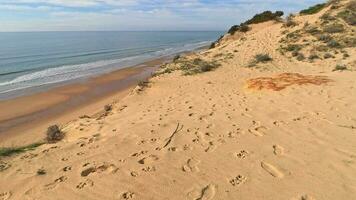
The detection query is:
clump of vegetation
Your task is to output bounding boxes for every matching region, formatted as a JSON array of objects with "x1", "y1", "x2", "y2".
[
  {"x1": 296, "y1": 53, "x2": 306, "y2": 61},
  {"x1": 37, "y1": 169, "x2": 47, "y2": 176},
  {"x1": 285, "y1": 44, "x2": 303, "y2": 52},
  {"x1": 317, "y1": 34, "x2": 333, "y2": 43},
  {"x1": 337, "y1": 1, "x2": 356, "y2": 25},
  {"x1": 46, "y1": 125, "x2": 64, "y2": 143},
  {"x1": 104, "y1": 104, "x2": 112, "y2": 112},
  {"x1": 181, "y1": 58, "x2": 220, "y2": 75},
  {"x1": 255, "y1": 54, "x2": 273, "y2": 62},
  {"x1": 327, "y1": 39, "x2": 342, "y2": 48},
  {"x1": 228, "y1": 24, "x2": 251, "y2": 35},
  {"x1": 333, "y1": 64, "x2": 348, "y2": 71},
  {"x1": 209, "y1": 35, "x2": 223, "y2": 49},
  {"x1": 300, "y1": 3, "x2": 326, "y2": 15},
  {"x1": 285, "y1": 14, "x2": 297, "y2": 27},
  {"x1": 0, "y1": 142, "x2": 44, "y2": 157},
  {"x1": 323, "y1": 23, "x2": 345, "y2": 33},
  {"x1": 308, "y1": 54, "x2": 320, "y2": 61},
  {"x1": 173, "y1": 55, "x2": 181, "y2": 62},
  {"x1": 324, "y1": 53, "x2": 334, "y2": 59},
  {"x1": 245, "y1": 11, "x2": 284, "y2": 25},
  {"x1": 304, "y1": 26, "x2": 321, "y2": 35}
]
